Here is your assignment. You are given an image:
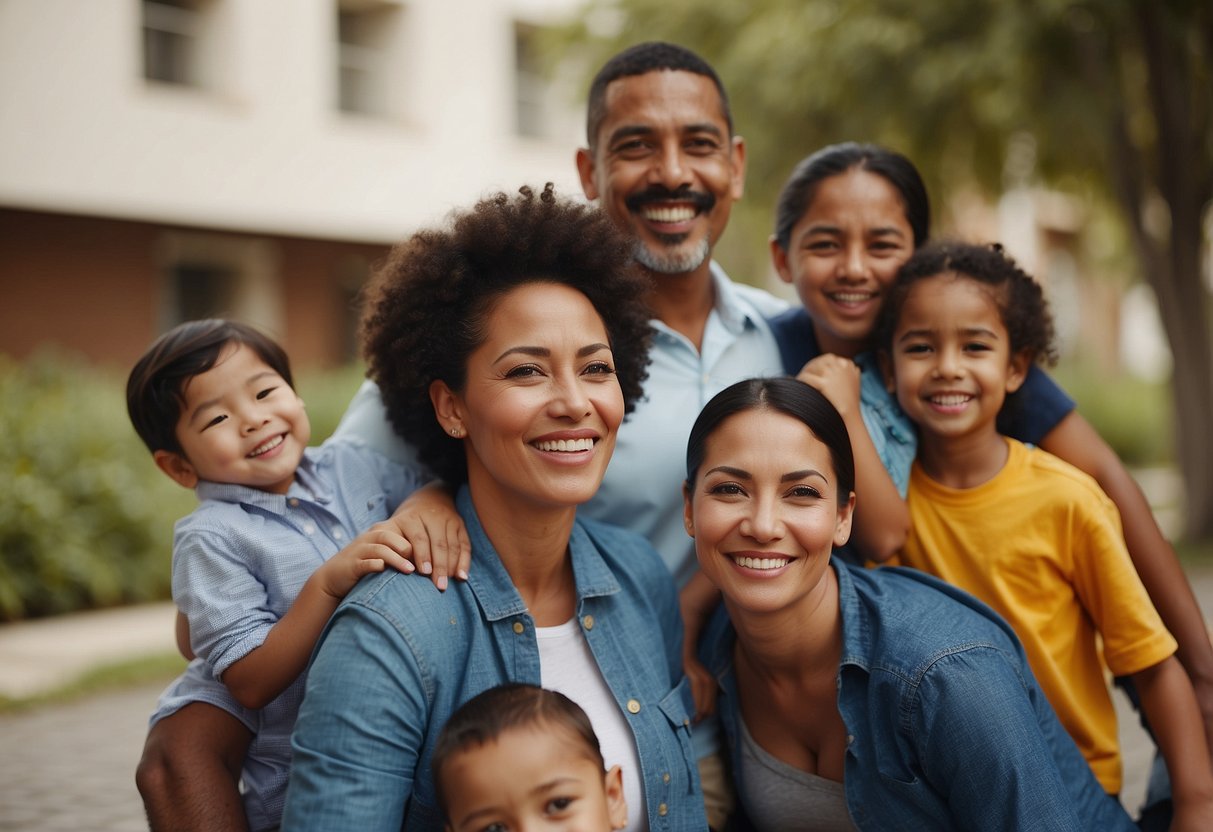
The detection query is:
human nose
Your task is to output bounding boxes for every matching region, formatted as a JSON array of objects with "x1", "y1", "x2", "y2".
[
  {"x1": 740, "y1": 495, "x2": 783, "y2": 543},
  {"x1": 238, "y1": 402, "x2": 270, "y2": 433},
  {"x1": 548, "y1": 373, "x2": 593, "y2": 420},
  {"x1": 932, "y1": 344, "x2": 963, "y2": 378},
  {"x1": 838, "y1": 242, "x2": 870, "y2": 281},
  {"x1": 649, "y1": 140, "x2": 691, "y2": 190}
]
